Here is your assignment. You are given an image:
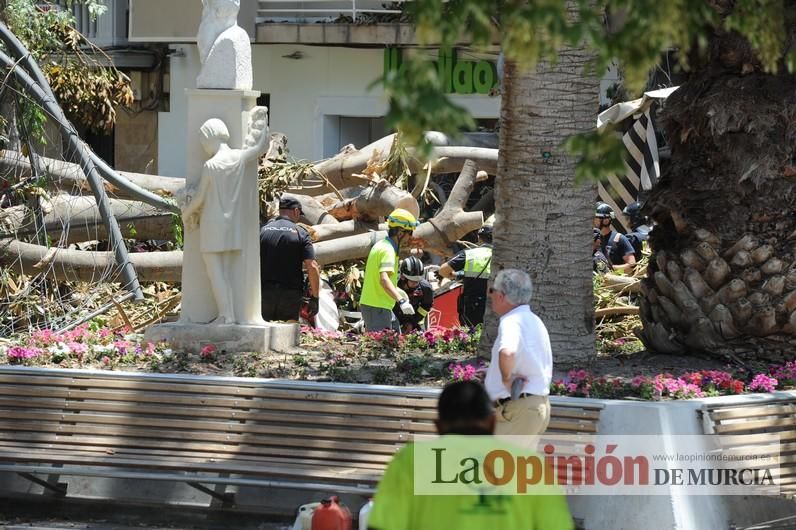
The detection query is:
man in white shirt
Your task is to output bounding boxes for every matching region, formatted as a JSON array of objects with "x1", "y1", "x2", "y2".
[{"x1": 485, "y1": 269, "x2": 553, "y2": 443}]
